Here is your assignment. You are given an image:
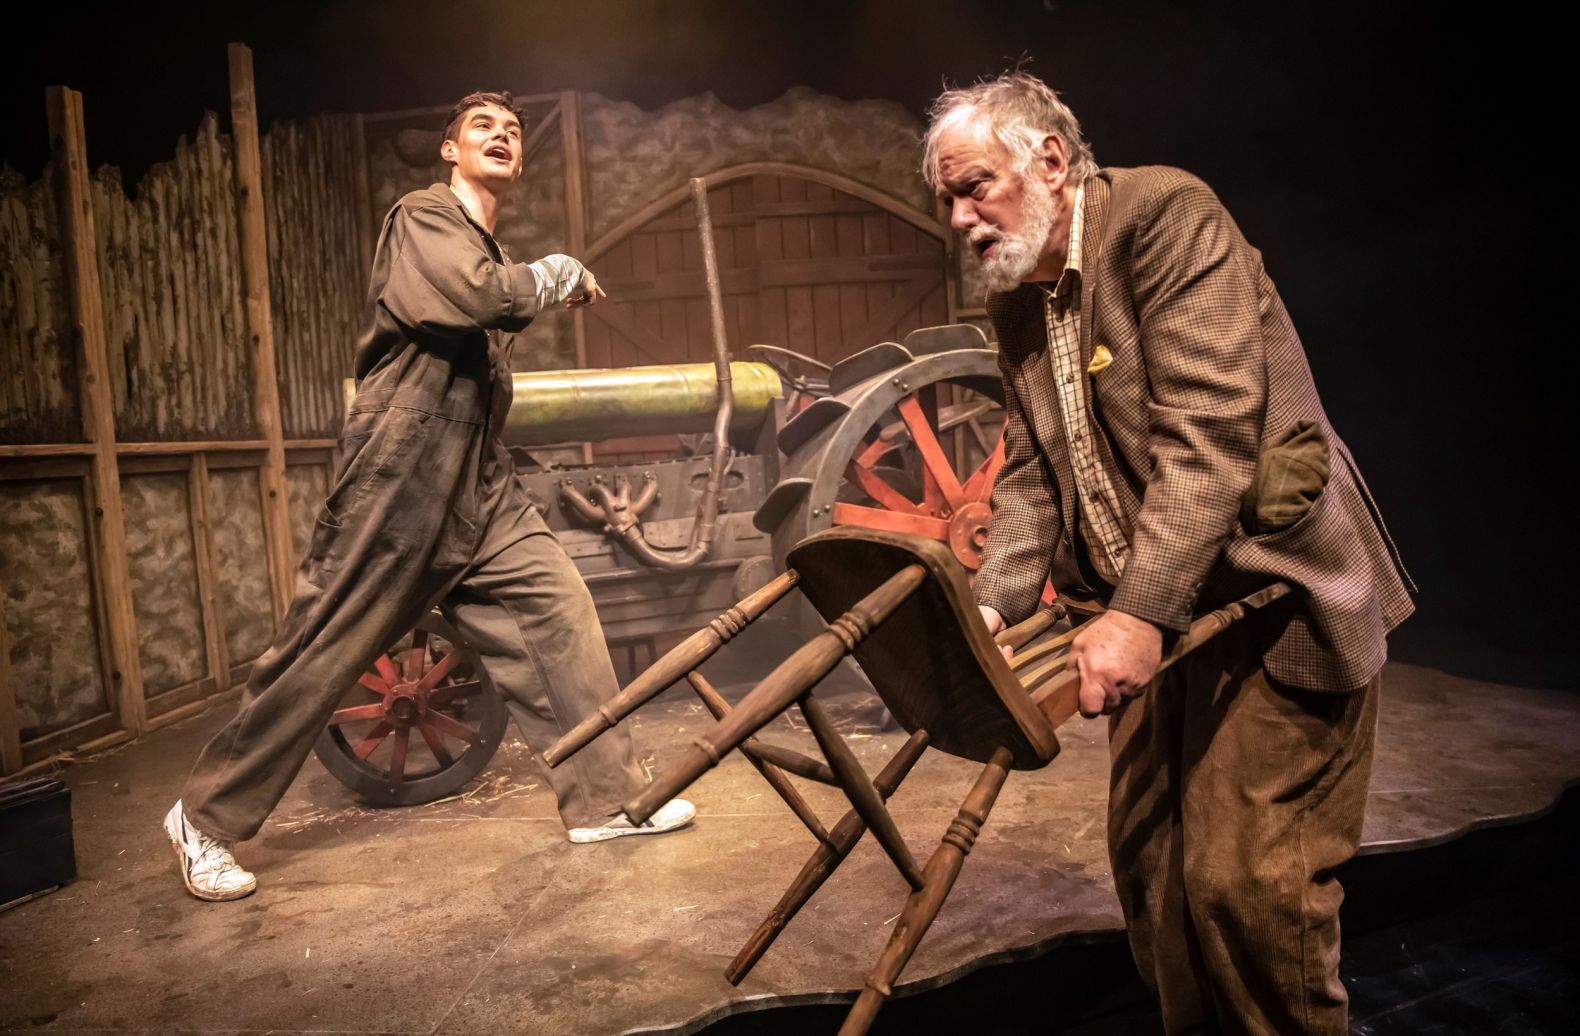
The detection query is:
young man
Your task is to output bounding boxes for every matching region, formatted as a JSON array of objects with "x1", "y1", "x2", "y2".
[
  {"x1": 164, "y1": 91, "x2": 692, "y2": 902},
  {"x1": 924, "y1": 73, "x2": 1412, "y2": 1033}
]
